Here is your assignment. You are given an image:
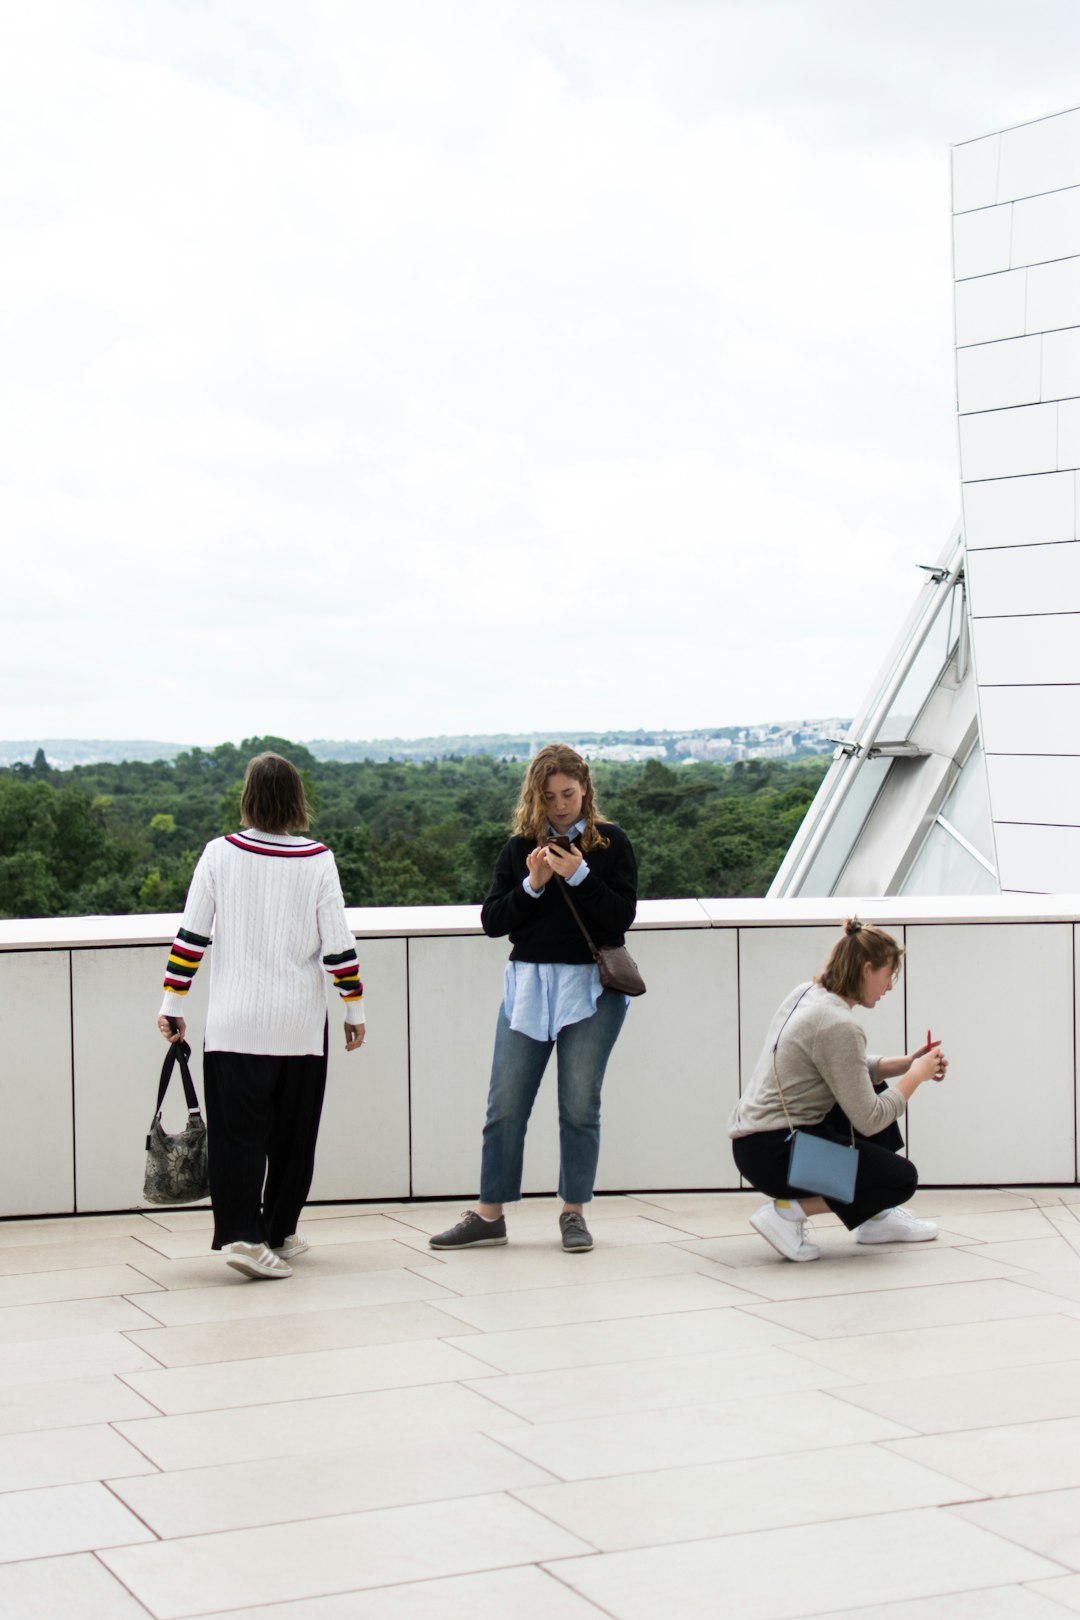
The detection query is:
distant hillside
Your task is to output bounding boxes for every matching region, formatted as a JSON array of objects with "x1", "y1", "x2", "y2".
[{"x1": 2, "y1": 721, "x2": 848, "y2": 771}]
